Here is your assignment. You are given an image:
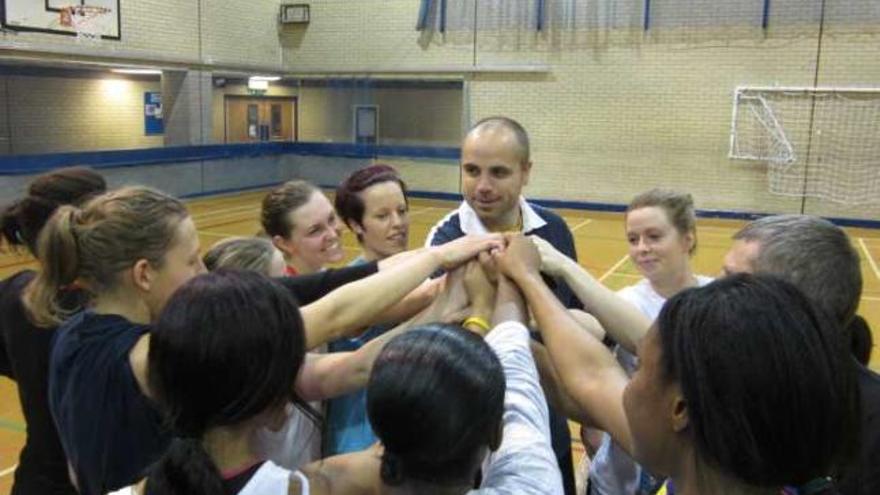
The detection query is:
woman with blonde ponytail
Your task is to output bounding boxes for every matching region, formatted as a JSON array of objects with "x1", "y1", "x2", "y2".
[
  {"x1": 0, "y1": 166, "x2": 105, "y2": 495},
  {"x1": 32, "y1": 185, "x2": 500, "y2": 495}
]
